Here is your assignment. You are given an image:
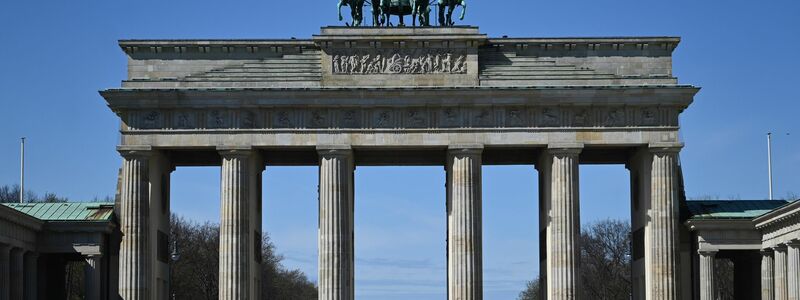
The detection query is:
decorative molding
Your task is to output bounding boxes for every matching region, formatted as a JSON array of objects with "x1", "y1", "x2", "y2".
[
  {"x1": 331, "y1": 49, "x2": 467, "y2": 74},
  {"x1": 124, "y1": 105, "x2": 680, "y2": 131}
]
